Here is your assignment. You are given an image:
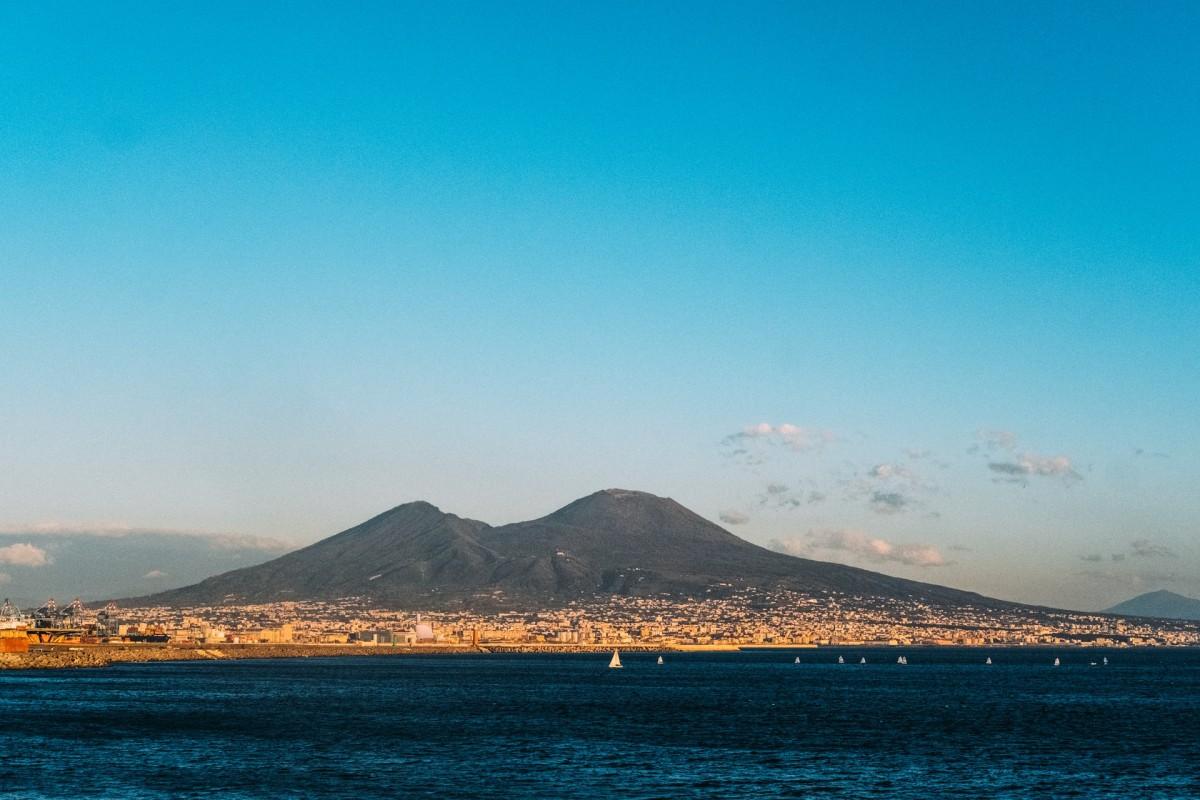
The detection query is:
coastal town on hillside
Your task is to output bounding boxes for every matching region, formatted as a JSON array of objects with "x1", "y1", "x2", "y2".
[{"x1": 6, "y1": 590, "x2": 1199, "y2": 651}]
